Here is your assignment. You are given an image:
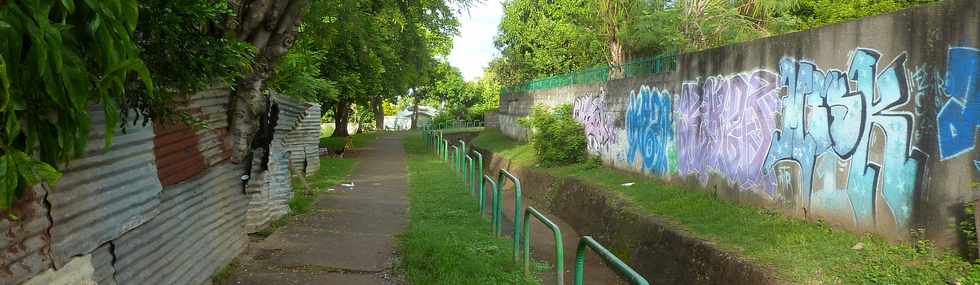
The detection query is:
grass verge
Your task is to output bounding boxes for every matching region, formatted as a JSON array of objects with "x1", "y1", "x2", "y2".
[
  {"x1": 472, "y1": 129, "x2": 980, "y2": 284},
  {"x1": 400, "y1": 132, "x2": 538, "y2": 285},
  {"x1": 252, "y1": 156, "x2": 356, "y2": 237},
  {"x1": 320, "y1": 131, "x2": 385, "y2": 151}
]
